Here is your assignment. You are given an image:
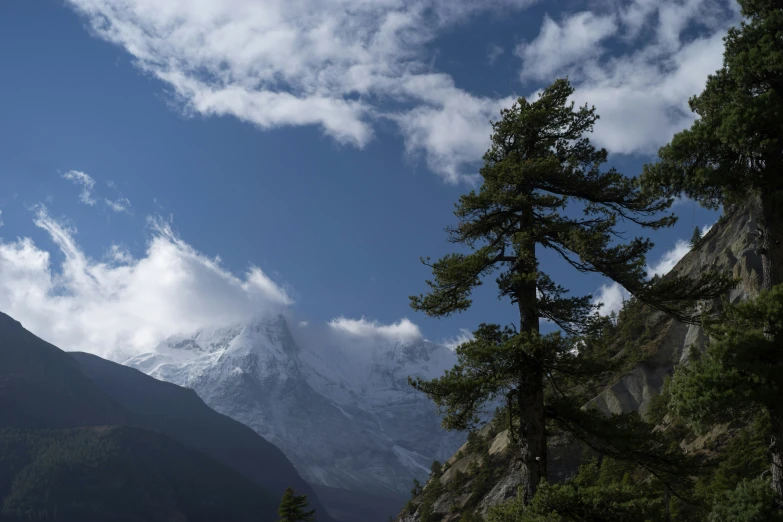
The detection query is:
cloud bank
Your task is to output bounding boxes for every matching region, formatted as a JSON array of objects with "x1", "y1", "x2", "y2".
[
  {"x1": 65, "y1": 0, "x2": 737, "y2": 182},
  {"x1": 0, "y1": 207, "x2": 291, "y2": 359}
]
